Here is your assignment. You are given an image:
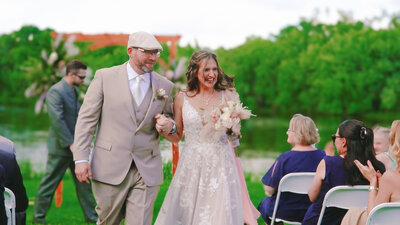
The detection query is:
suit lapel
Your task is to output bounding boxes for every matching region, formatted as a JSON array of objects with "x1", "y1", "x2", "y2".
[
  {"x1": 136, "y1": 73, "x2": 158, "y2": 131},
  {"x1": 117, "y1": 62, "x2": 137, "y2": 128}
]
